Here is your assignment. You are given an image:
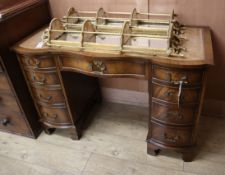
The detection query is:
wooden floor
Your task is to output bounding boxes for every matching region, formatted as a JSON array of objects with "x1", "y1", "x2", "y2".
[{"x1": 0, "y1": 102, "x2": 225, "y2": 175}]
